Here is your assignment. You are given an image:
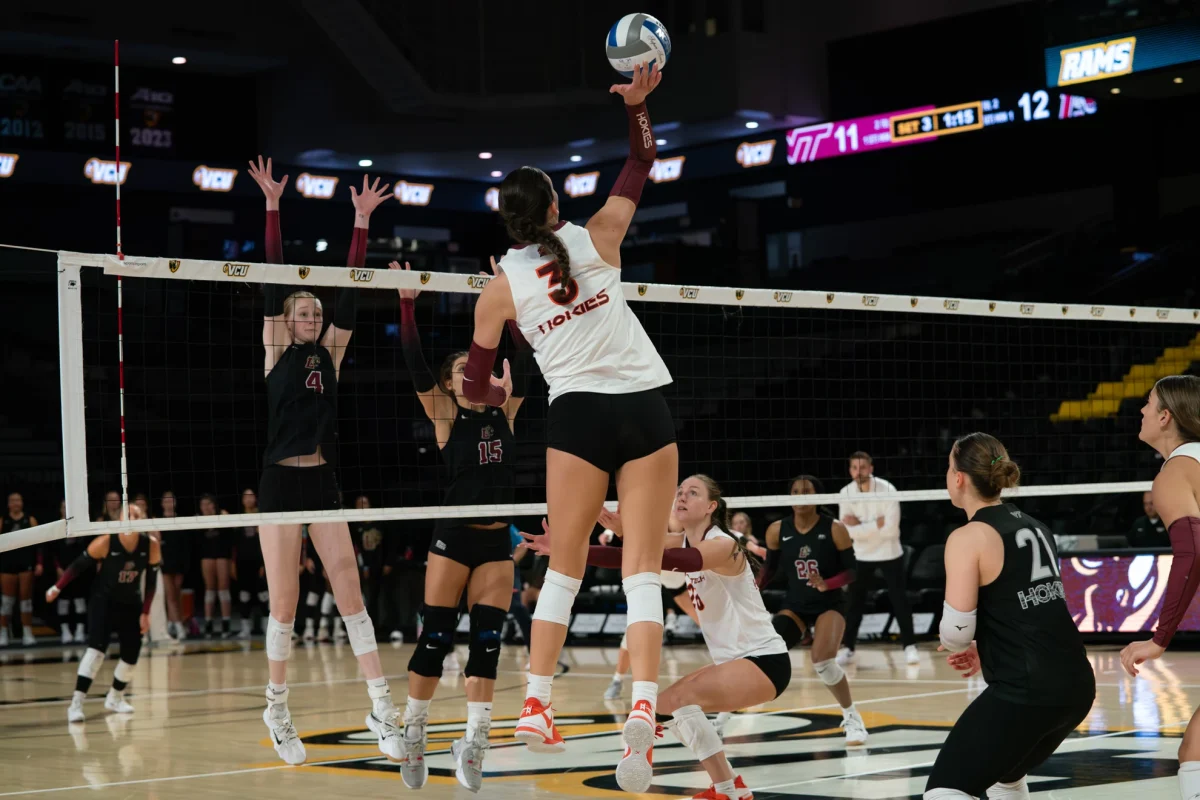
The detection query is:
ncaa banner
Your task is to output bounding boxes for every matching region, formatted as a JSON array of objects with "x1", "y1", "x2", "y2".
[{"x1": 1046, "y1": 19, "x2": 1200, "y2": 86}]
